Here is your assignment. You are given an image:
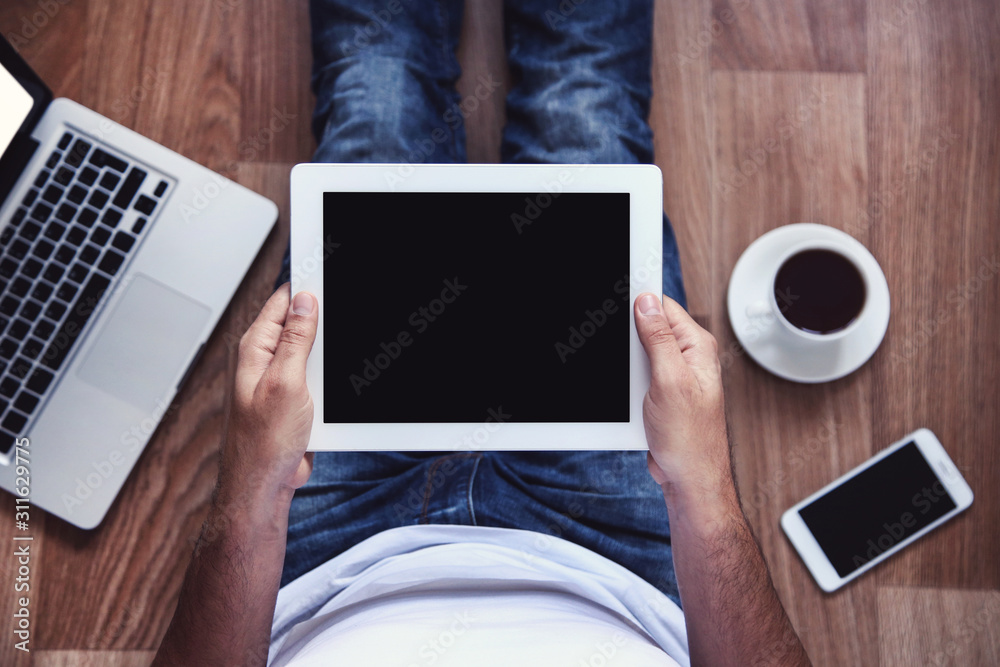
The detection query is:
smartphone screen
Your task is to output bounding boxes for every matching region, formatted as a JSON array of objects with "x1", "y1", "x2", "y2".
[{"x1": 796, "y1": 441, "x2": 957, "y2": 577}]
